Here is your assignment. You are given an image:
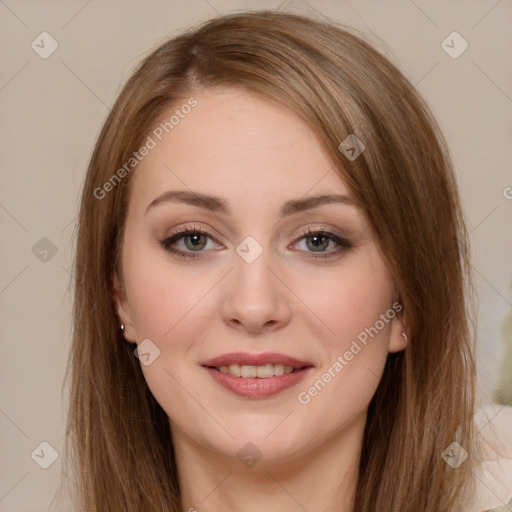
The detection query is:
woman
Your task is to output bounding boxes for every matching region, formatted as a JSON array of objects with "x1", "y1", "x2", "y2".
[{"x1": 61, "y1": 10, "x2": 512, "y2": 512}]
